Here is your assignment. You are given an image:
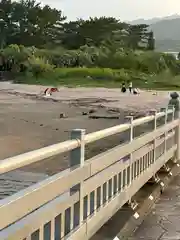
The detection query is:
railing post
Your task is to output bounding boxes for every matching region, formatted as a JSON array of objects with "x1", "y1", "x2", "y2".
[
  {"x1": 168, "y1": 105, "x2": 175, "y2": 121},
  {"x1": 125, "y1": 116, "x2": 133, "y2": 179},
  {"x1": 168, "y1": 105, "x2": 180, "y2": 163},
  {"x1": 161, "y1": 107, "x2": 168, "y2": 154},
  {"x1": 126, "y1": 116, "x2": 133, "y2": 142},
  {"x1": 174, "y1": 108, "x2": 180, "y2": 163},
  {"x1": 125, "y1": 116, "x2": 133, "y2": 205},
  {"x1": 70, "y1": 129, "x2": 85, "y2": 225},
  {"x1": 149, "y1": 110, "x2": 157, "y2": 164},
  {"x1": 176, "y1": 122, "x2": 180, "y2": 163}
]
